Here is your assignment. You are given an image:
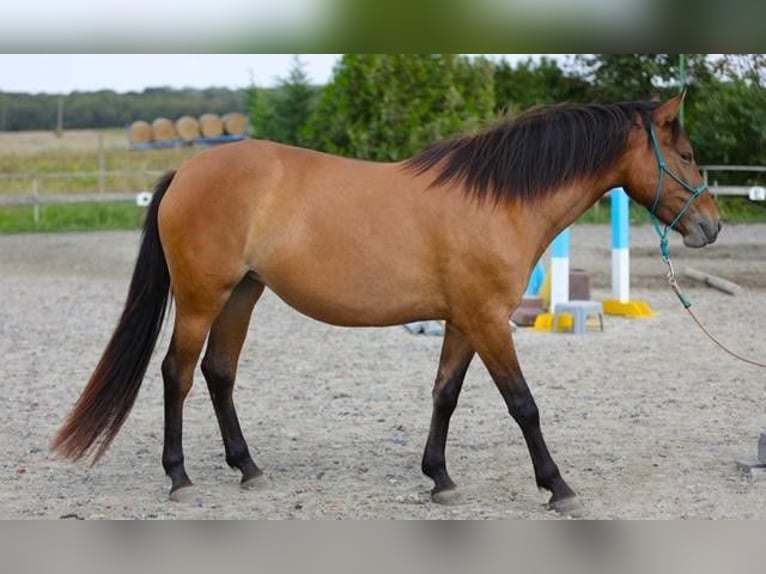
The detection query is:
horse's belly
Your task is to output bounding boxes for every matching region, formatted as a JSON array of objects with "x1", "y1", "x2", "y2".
[{"x1": 259, "y1": 265, "x2": 442, "y2": 328}]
